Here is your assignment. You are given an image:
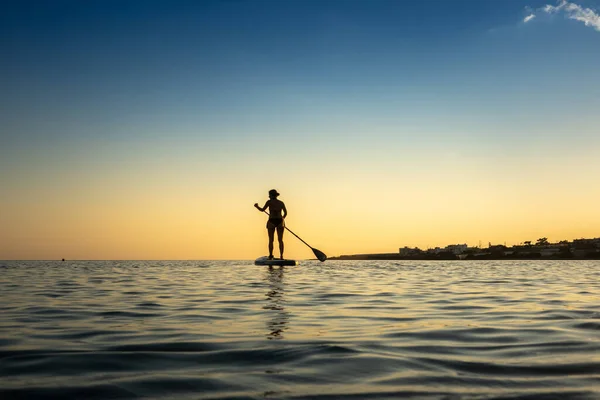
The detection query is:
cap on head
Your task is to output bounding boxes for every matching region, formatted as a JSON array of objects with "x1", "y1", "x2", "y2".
[{"x1": 268, "y1": 189, "x2": 280, "y2": 197}]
